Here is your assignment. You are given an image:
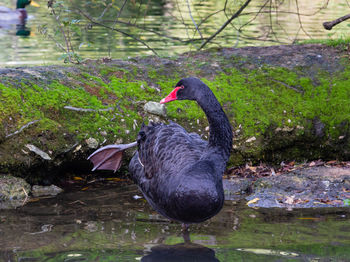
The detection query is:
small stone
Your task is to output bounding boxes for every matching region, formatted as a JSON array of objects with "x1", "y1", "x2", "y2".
[
  {"x1": 100, "y1": 131, "x2": 107, "y2": 136},
  {"x1": 115, "y1": 138, "x2": 123, "y2": 144},
  {"x1": 85, "y1": 221, "x2": 98, "y2": 232},
  {"x1": 246, "y1": 136, "x2": 256, "y2": 143},
  {"x1": 86, "y1": 138, "x2": 98, "y2": 149},
  {"x1": 25, "y1": 144, "x2": 52, "y2": 160},
  {"x1": 32, "y1": 185, "x2": 63, "y2": 197},
  {"x1": 73, "y1": 144, "x2": 82, "y2": 153},
  {"x1": 144, "y1": 101, "x2": 166, "y2": 117},
  {"x1": 321, "y1": 180, "x2": 330, "y2": 190}
]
